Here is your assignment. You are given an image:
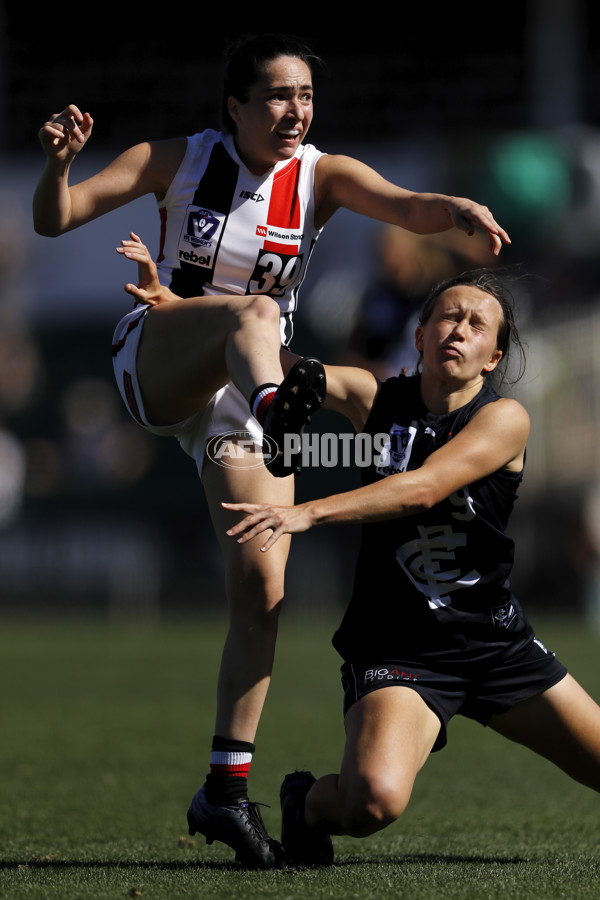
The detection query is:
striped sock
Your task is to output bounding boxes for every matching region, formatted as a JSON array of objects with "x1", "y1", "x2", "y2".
[
  {"x1": 204, "y1": 737, "x2": 255, "y2": 805},
  {"x1": 250, "y1": 383, "x2": 278, "y2": 426}
]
